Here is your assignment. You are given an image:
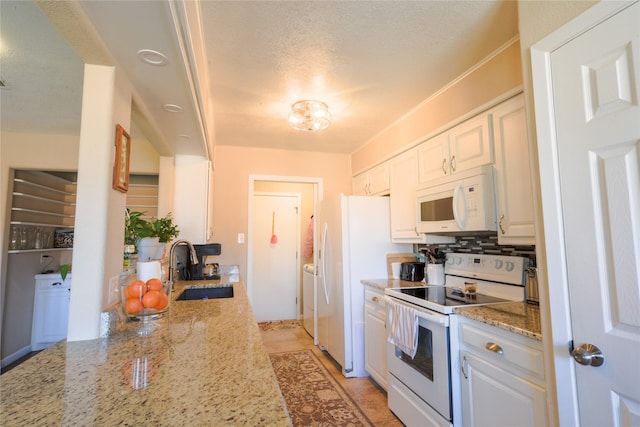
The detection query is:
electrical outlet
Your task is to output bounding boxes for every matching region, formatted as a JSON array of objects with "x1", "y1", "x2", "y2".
[
  {"x1": 108, "y1": 276, "x2": 119, "y2": 306},
  {"x1": 40, "y1": 254, "x2": 51, "y2": 264},
  {"x1": 237, "y1": 233, "x2": 245, "y2": 244}
]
